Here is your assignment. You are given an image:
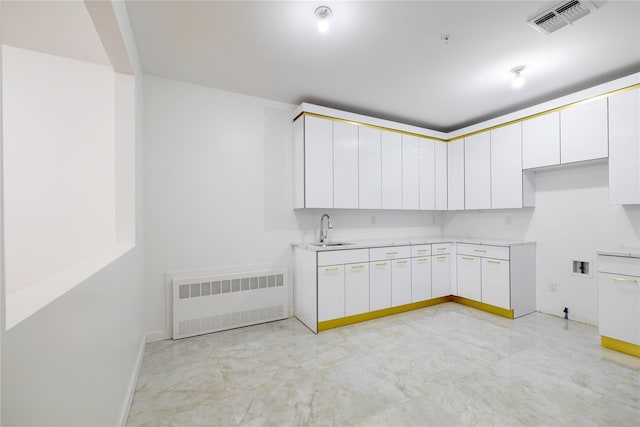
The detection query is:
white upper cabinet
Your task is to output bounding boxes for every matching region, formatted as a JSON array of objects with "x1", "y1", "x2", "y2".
[
  {"x1": 464, "y1": 132, "x2": 491, "y2": 210},
  {"x1": 435, "y1": 142, "x2": 448, "y2": 210},
  {"x1": 304, "y1": 115, "x2": 333, "y2": 208},
  {"x1": 491, "y1": 123, "x2": 524, "y2": 209},
  {"x1": 333, "y1": 121, "x2": 359, "y2": 208},
  {"x1": 381, "y1": 130, "x2": 403, "y2": 209},
  {"x1": 522, "y1": 112, "x2": 560, "y2": 169},
  {"x1": 419, "y1": 139, "x2": 436, "y2": 210},
  {"x1": 608, "y1": 89, "x2": 640, "y2": 205},
  {"x1": 402, "y1": 135, "x2": 420, "y2": 209},
  {"x1": 447, "y1": 139, "x2": 465, "y2": 210},
  {"x1": 560, "y1": 98, "x2": 608, "y2": 164},
  {"x1": 358, "y1": 126, "x2": 382, "y2": 209}
]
